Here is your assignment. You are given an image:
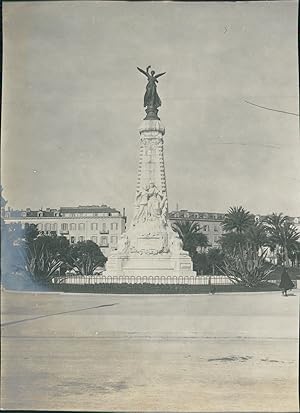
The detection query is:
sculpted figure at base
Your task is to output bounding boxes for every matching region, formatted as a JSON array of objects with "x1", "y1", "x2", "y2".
[
  {"x1": 134, "y1": 185, "x2": 149, "y2": 223},
  {"x1": 116, "y1": 233, "x2": 129, "y2": 254},
  {"x1": 169, "y1": 232, "x2": 189, "y2": 256},
  {"x1": 133, "y1": 182, "x2": 167, "y2": 226},
  {"x1": 147, "y1": 182, "x2": 162, "y2": 220}
]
